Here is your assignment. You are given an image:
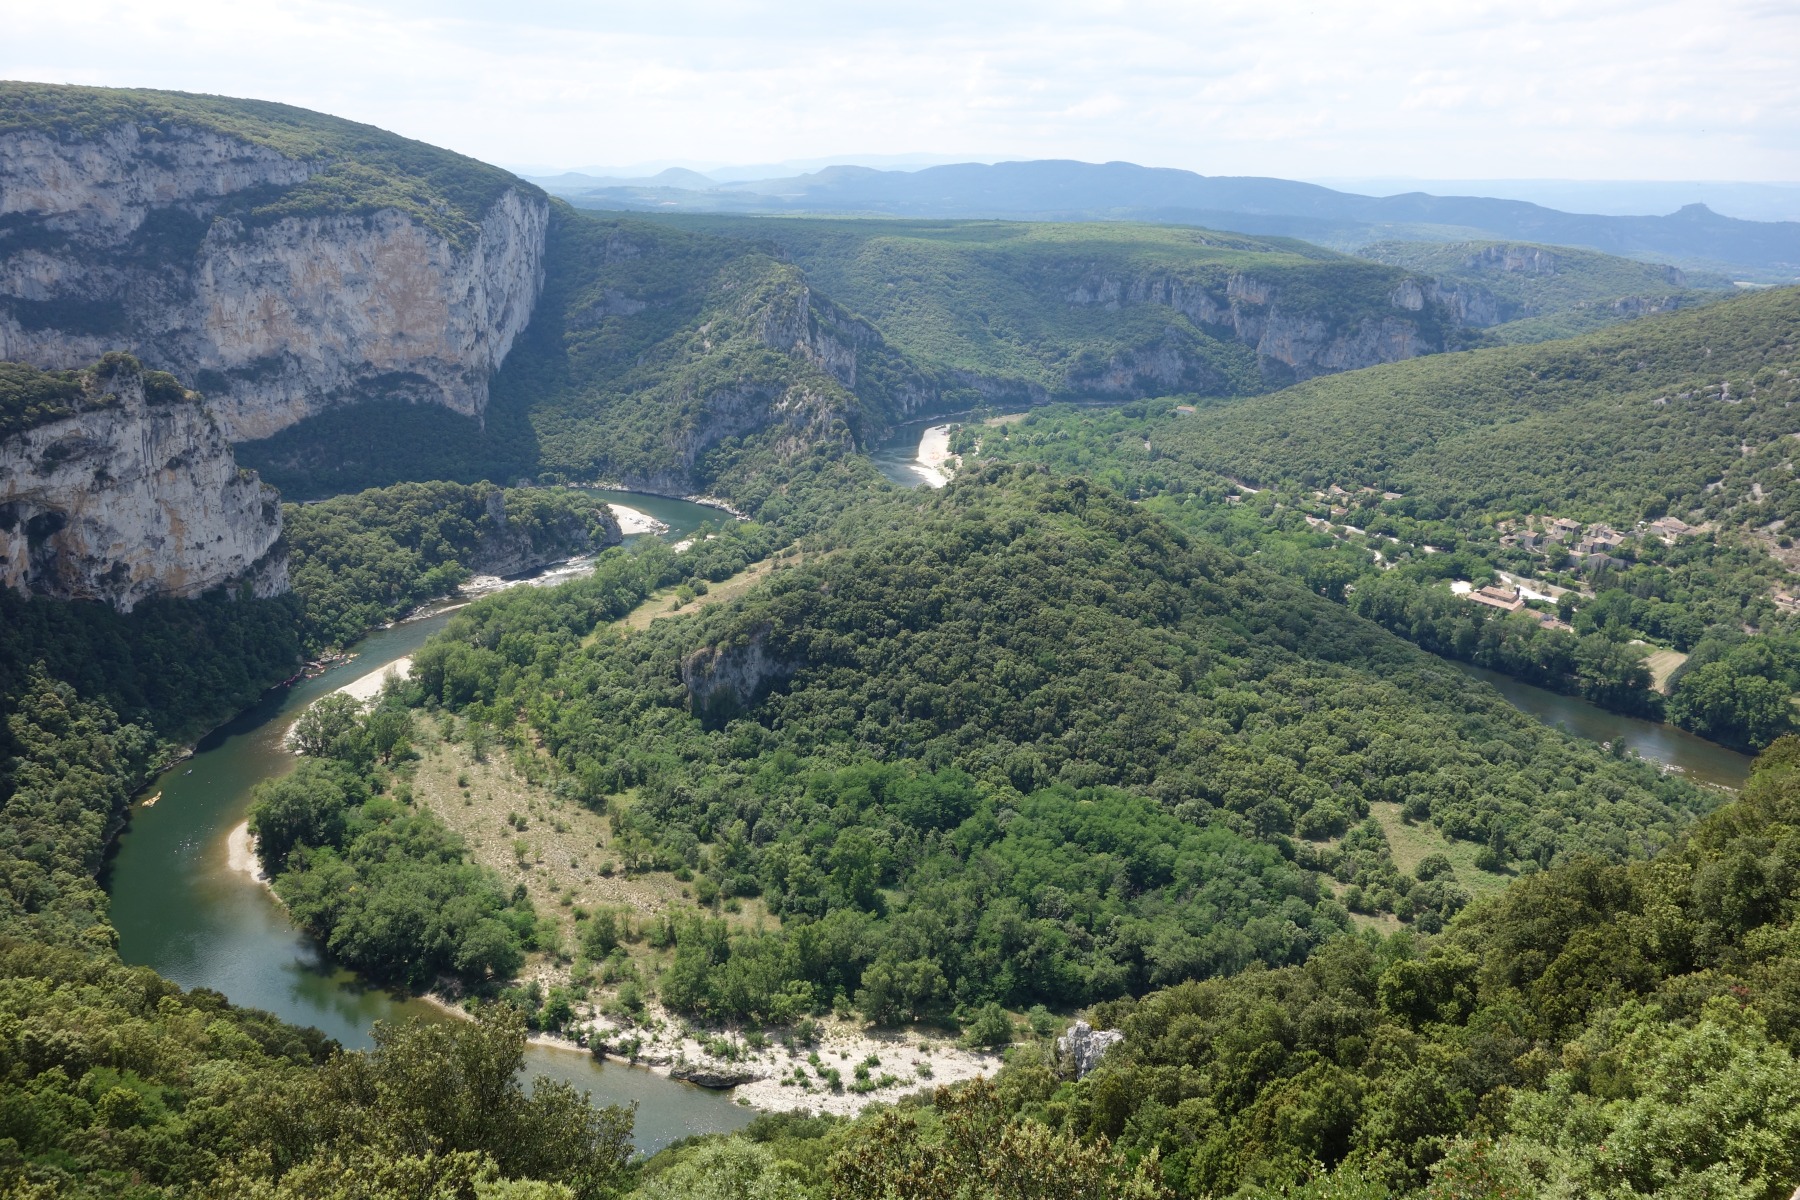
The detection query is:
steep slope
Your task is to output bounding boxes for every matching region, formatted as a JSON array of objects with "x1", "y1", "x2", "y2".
[
  {"x1": 1357, "y1": 238, "x2": 1734, "y2": 342},
  {"x1": 1148, "y1": 285, "x2": 1800, "y2": 524},
  {"x1": 243, "y1": 208, "x2": 1474, "y2": 499},
  {"x1": 0, "y1": 82, "x2": 548, "y2": 440},
  {"x1": 537, "y1": 159, "x2": 1800, "y2": 279},
  {"x1": 239, "y1": 206, "x2": 942, "y2": 496},
  {"x1": 666, "y1": 216, "x2": 1466, "y2": 388},
  {"x1": 0, "y1": 354, "x2": 283, "y2": 610}
]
